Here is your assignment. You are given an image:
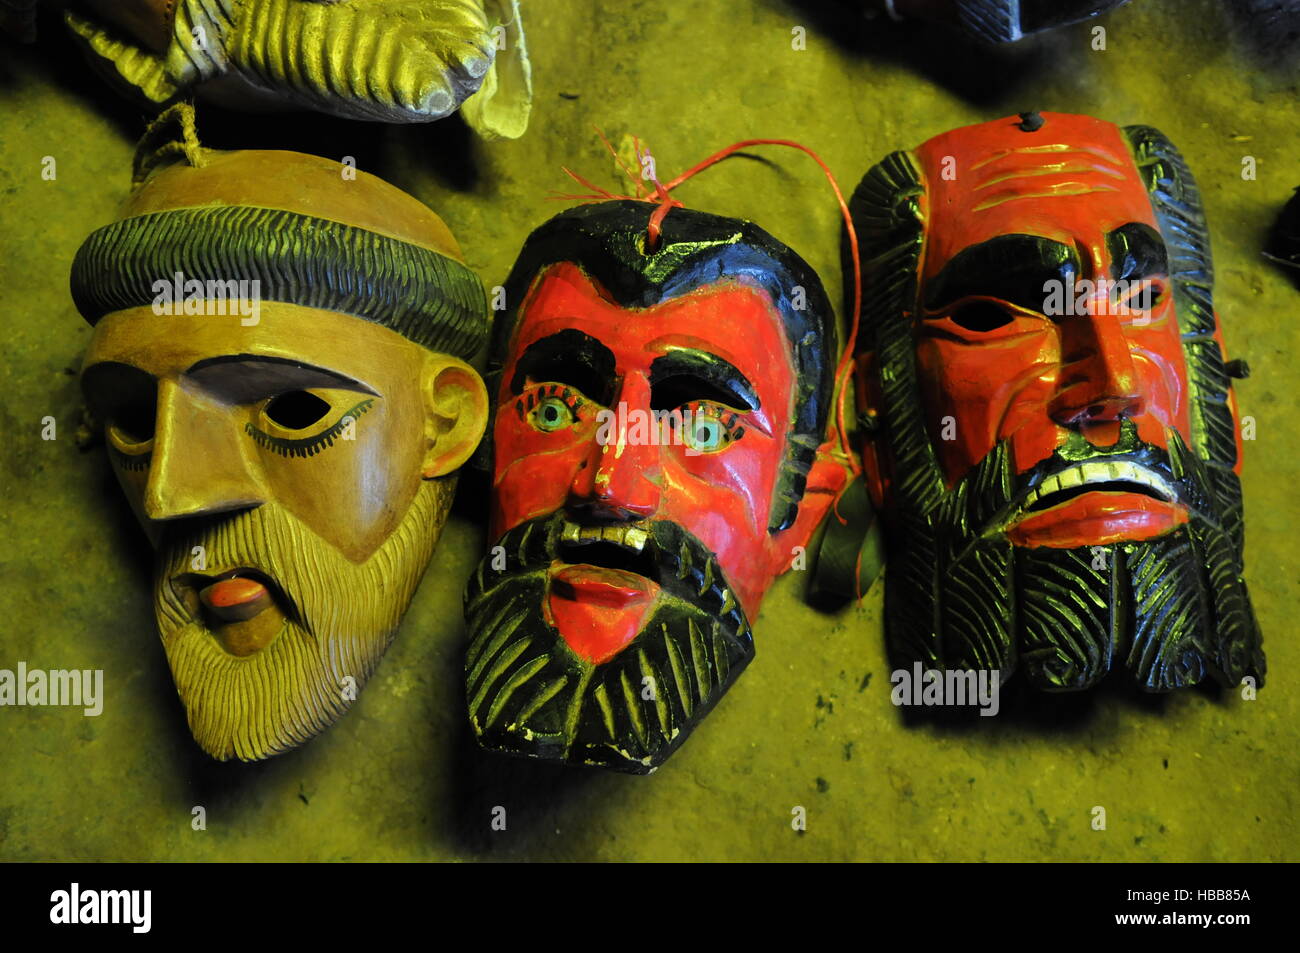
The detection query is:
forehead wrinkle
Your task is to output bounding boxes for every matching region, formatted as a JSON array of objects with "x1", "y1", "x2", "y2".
[
  {"x1": 968, "y1": 144, "x2": 1125, "y2": 171},
  {"x1": 973, "y1": 161, "x2": 1127, "y2": 191},
  {"x1": 972, "y1": 183, "x2": 1121, "y2": 212},
  {"x1": 492, "y1": 442, "x2": 590, "y2": 491}
]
